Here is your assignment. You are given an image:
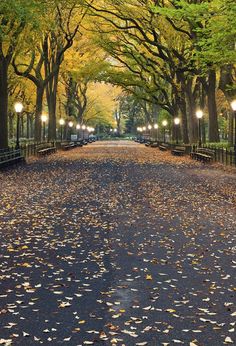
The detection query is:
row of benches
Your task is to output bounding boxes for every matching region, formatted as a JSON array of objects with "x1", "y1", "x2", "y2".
[
  {"x1": 37, "y1": 139, "x2": 95, "y2": 156},
  {"x1": 0, "y1": 139, "x2": 96, "y2": 169},
  {"x1": 139, "y1": 139, "x2": 215, "y2": 163}
]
